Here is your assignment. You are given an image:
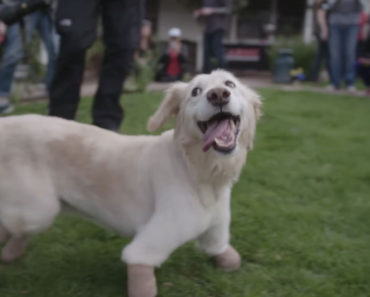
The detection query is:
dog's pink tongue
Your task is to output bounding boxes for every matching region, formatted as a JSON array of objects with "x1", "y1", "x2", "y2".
[{"x1": 203, "y1": 119, "x2": 229, "y2": 152}]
